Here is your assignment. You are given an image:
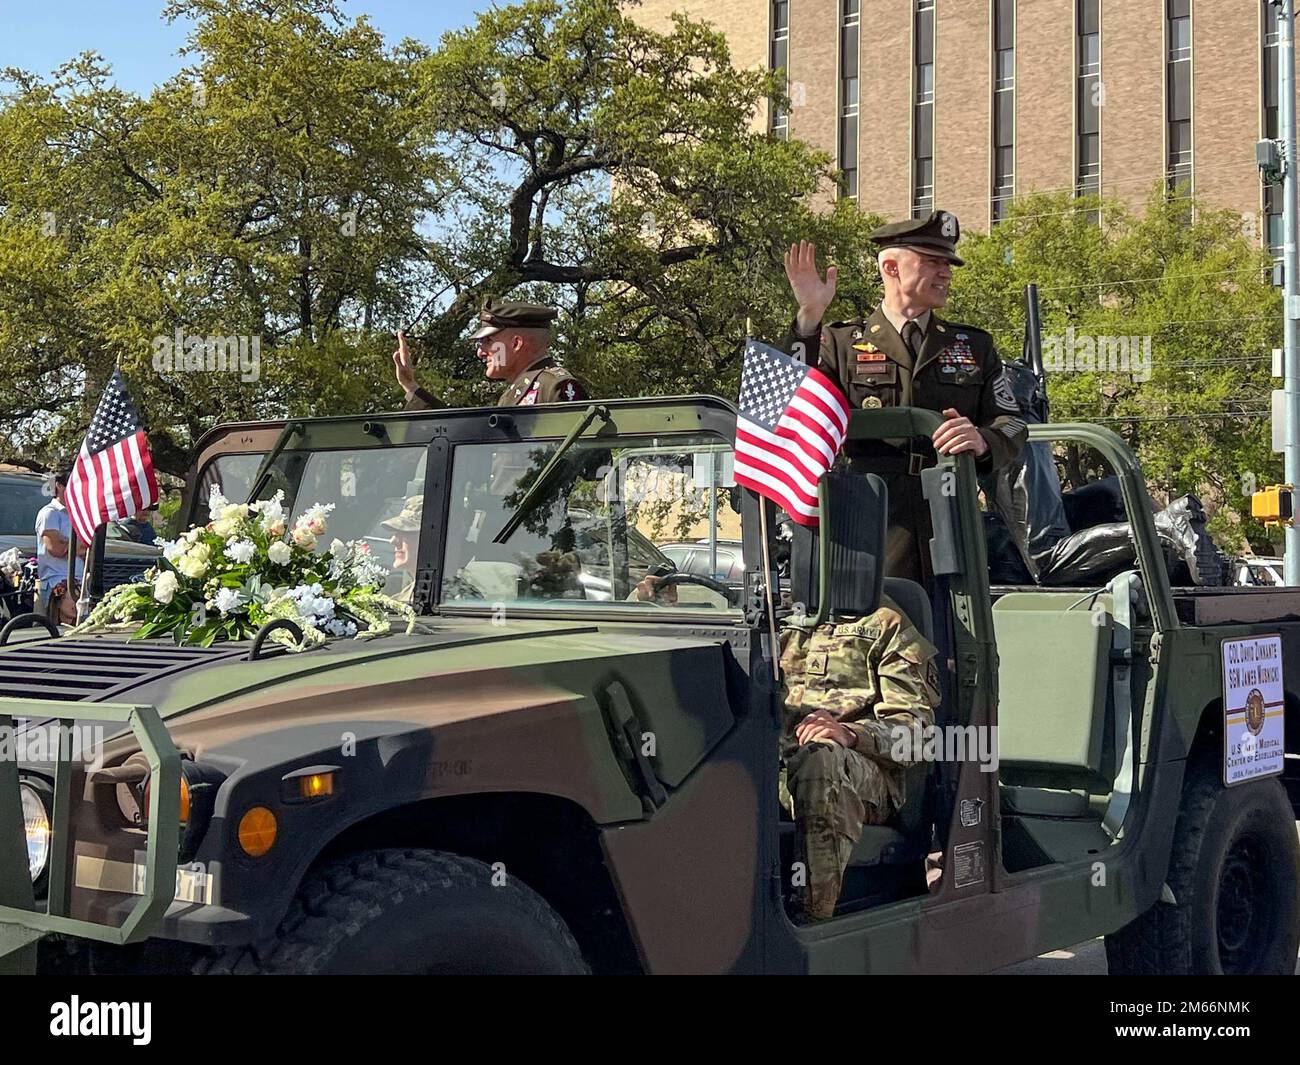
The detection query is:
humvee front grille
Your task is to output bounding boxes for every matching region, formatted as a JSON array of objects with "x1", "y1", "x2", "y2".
[{"x1": 0, "y1": 637, "x2": 243, "y2": 703}]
